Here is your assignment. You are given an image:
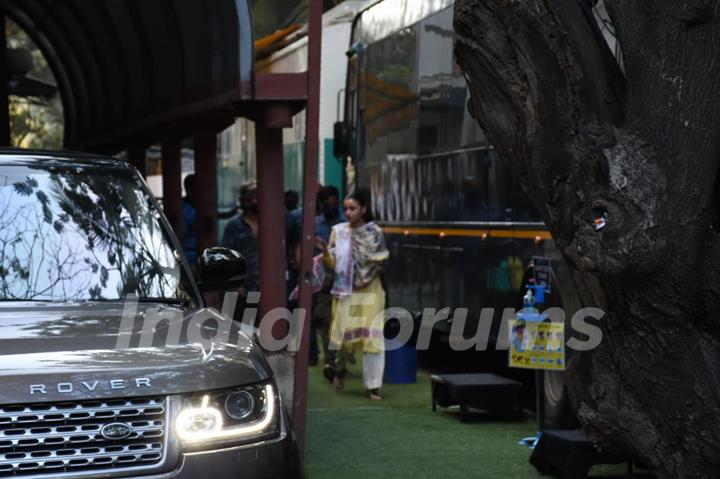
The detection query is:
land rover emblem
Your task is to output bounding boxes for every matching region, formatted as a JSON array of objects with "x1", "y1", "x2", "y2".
[{"x1": 100, "y1": 422, "x2": 133, "y2": 440}]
